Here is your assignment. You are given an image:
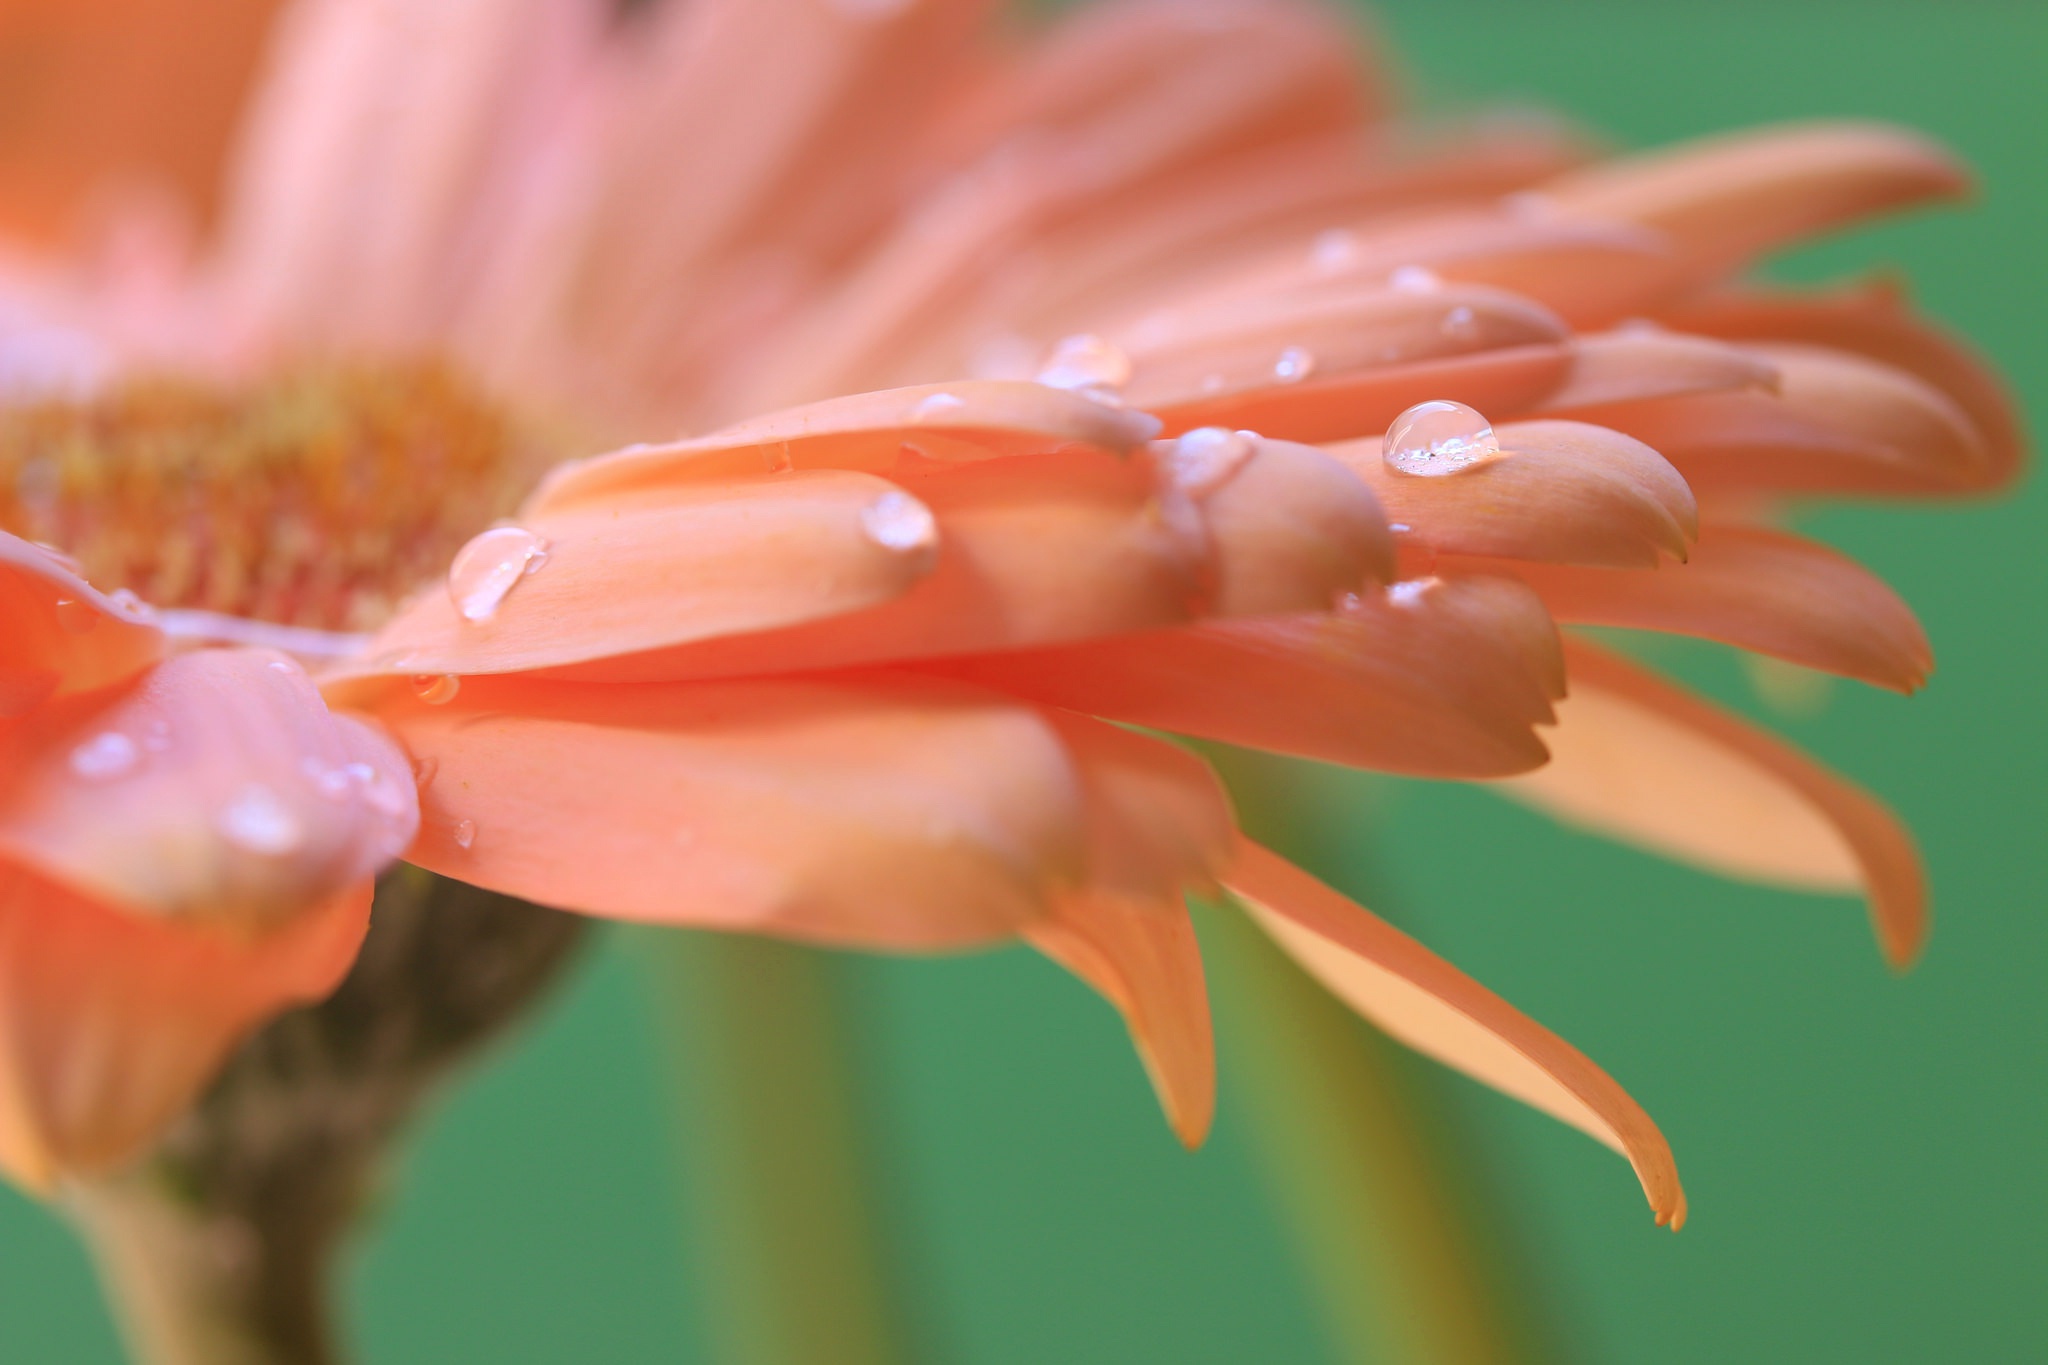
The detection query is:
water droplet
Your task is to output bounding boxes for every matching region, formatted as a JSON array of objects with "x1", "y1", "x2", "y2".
[
  {"x1": 218, "y1": 784, "x2": 303, "y2": 856},
  {"x1": 301, "y1": 757, "x2": 353, "y2": 801},
  {"x1": 267, "y1": 658, "x2": 299, "y2": 675},
  {"x1": 1334, "y1": 591, "x2": 1367, "y2": 615},
  {"x1": 910, "y1": 391, "x2": 967, "y2": 422},
  {"x1": 1383, "y1": 400, "x2": 1500, "y2": 477},
  {"x1": 447, "y1": 526, "x2": 550, "y2": 623},
  {"x1": 1440, "y1": 305, "x2": 1478, "y2": 340},
  {"x1": 1311, "y1": 228, "x2": 1360, "y2": 273},
  {"x1": 52, "y1": 597, "x2": 99, "y2": 635},
  {"x1": 106, "y1": 588, "x2": 156, "y2": 623},
  {"x1": 1388, "y1": 265, "x2": 1442, "y2": 294},
  {"x1": 859, "y1": 491, "x2": 938, "y2": 554},
  {"x1": 765, "y1": 440, "x2": 795, "y2": 474},
  {"x1": 1163, "y1": 427, "x2": 1258, "y2": 497},
  {"x1": 1200, "y1": 373, "x2": 1227, "y2": 395},
  {"x1": 1273, "y1": 347, "x2": 1316, "y2": 383},
  {"x1": 1388, "y1": 522, "x2": 1413, "y2": 534},
  {"x1": 451, "y1": 819, "x2": 477, "y2": 850},
  {"x1": 1388, "y1": 577, "x2": 1439, "y2": 608},
  {"x1": 411, "y1": 674, "x2": 462, "y2": 705},
  {"x1": 69, "y1": 731, "x2": 138, "y2": 780},
  {"x1": 1036, "y1": 333, "x2": 1132, "y2": 394}
]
